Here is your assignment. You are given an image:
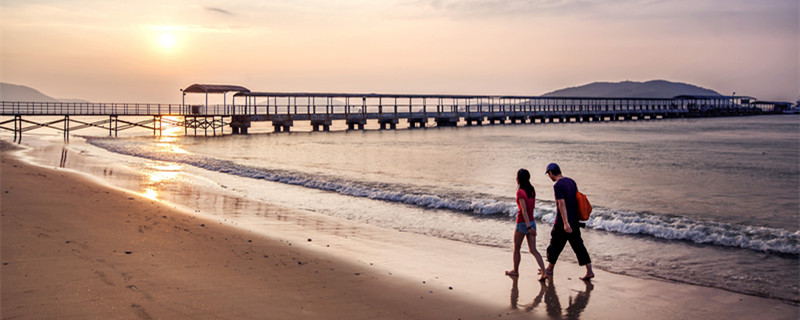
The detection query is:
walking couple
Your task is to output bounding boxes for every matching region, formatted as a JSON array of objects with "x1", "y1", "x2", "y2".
[{"x1": 505, "y1": 163, "x2": 594, "y2": 281}]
